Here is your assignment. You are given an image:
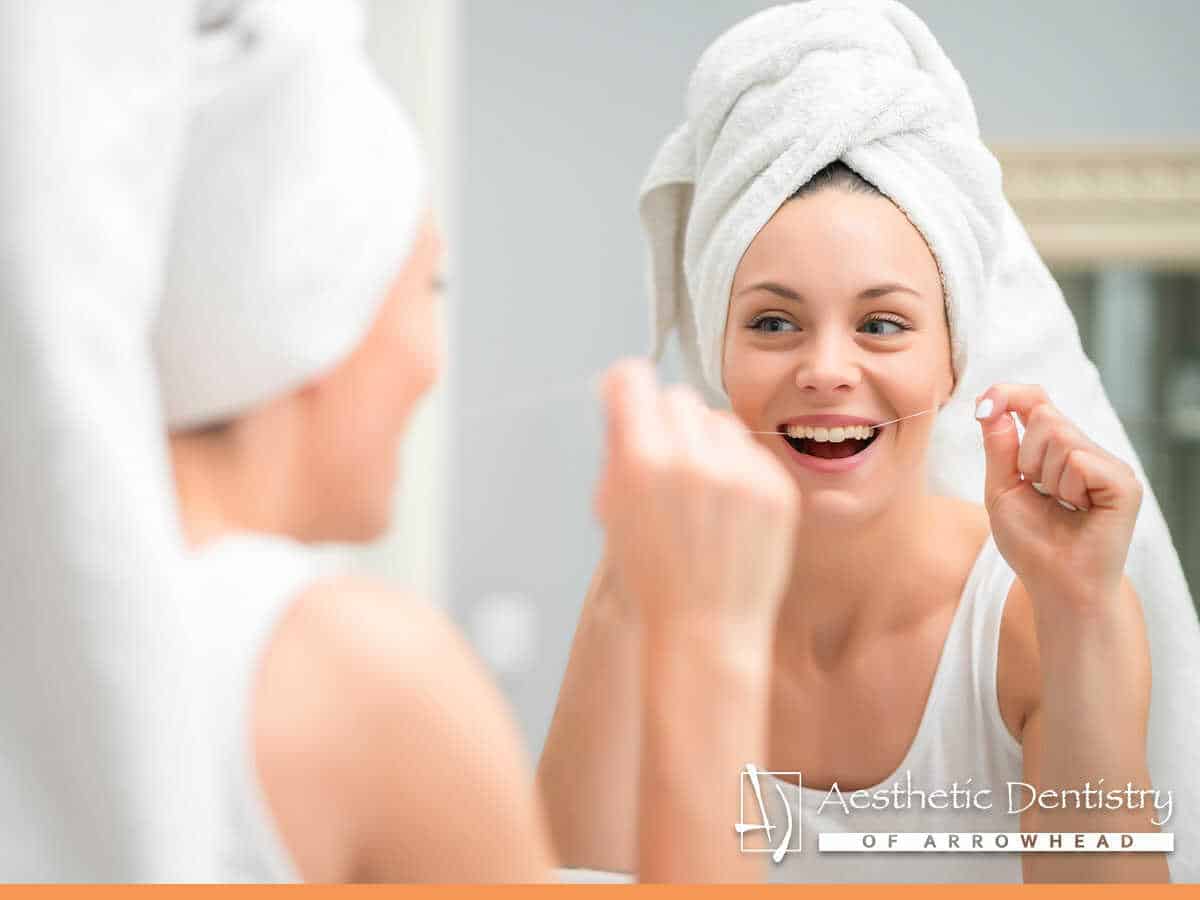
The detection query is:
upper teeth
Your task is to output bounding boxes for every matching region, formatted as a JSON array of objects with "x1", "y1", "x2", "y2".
[{"x1": 785, "y1": 424, "x2": 875, "y2": 442}]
